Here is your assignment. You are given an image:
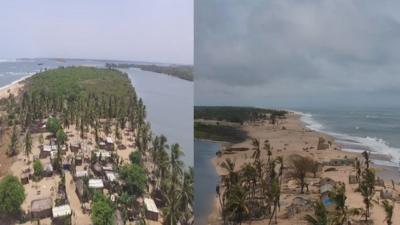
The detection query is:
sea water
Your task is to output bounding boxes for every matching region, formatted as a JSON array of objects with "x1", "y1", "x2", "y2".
[{"x1": 295, "y1": 107, "x2": 400, "y2": 167}]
